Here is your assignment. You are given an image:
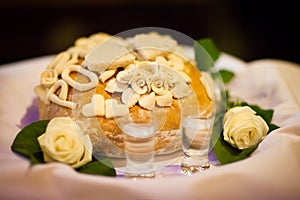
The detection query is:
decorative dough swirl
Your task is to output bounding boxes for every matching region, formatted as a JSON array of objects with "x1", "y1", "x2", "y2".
[
  {"x1": 130, "y1": 72, "x2": 151, "y2": 94},
  {"x1": 40, "y1": 69, "x2": 58, "y2": 87},
  {"x1": 61, "y1": 65, "x2": 98, "y2": 92},
  {"x1": 47, "y1": 51, "x2": 79, "y2": 75},
  {"x1": 150, "y1": 73, "x2": 169, "y2": 95},
  {"x1": 45, "y1": 79, "x2": 76, "y2": 109}
]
